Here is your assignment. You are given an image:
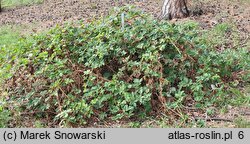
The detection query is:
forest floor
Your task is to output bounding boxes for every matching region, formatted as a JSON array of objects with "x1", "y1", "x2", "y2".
[{"x1": 0, "y1": 0, "x2": 249, "y2": 127}]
